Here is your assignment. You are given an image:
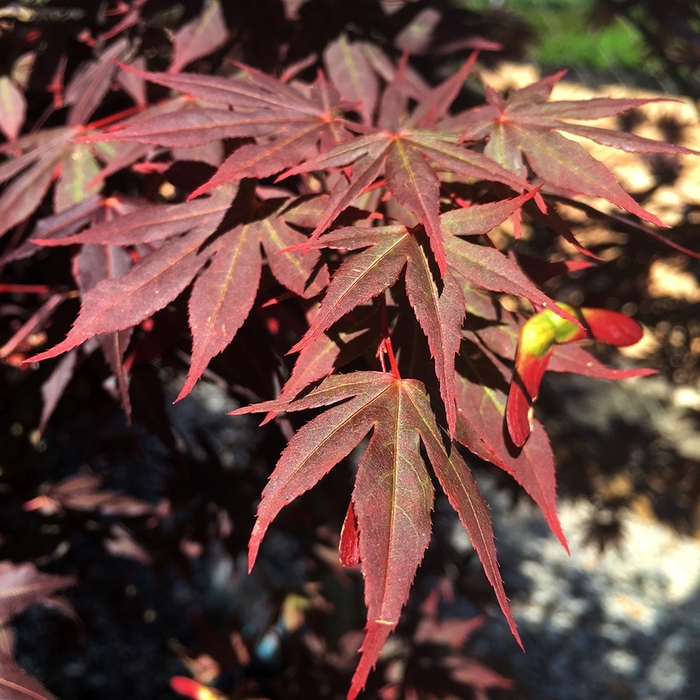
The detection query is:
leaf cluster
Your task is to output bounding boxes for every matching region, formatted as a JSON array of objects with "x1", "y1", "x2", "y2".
[{"x1": 0, "y1": 1, "x2": 696, "y2": 698}]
